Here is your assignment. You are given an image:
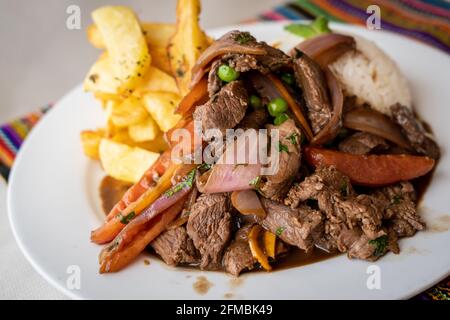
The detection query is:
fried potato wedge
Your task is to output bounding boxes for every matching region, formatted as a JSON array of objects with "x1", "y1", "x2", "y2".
[
  {"x1": 142, "y1": 92, "x2": 182, "y2": 132},
  {"x1": 99, "y1": 138, "x2": 159, "y2": 183},
  {"x1": 92, "y1": 6, "x2": 150, "y2": 94},
  {"x1": 134, "y1": 66, "x2": 179, "y2": 95},
  {"x1": 84, "y1": 54, "x2": 121, "y2": 94},
  {"x1": 128, "y1": 117, "x2": 160, "y2": 142},
  {"x1": 168, "y1": 0, "x2": 210, "y2": 96},
  {"x1": 110, "y1": 96, "x2": 148, "y2": 127},
  {"x1": 80, "y1": 129, "x2": 105, "y2": 159}
]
